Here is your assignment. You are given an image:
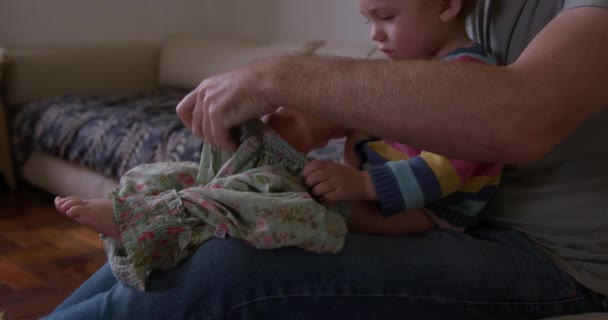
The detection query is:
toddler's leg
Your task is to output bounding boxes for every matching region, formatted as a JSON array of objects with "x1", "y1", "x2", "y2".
[
  {"x1": 115, "y1": 162, "x2": 199, "y2": 198},
  {"x1": 54, "y1": 196, "x2": 121, "y2": 240},
  {"x1": 53, "y1": 162, "x2": 199, "y2": 243},
  {"x1": 347, "y1": 201, "x2": 434, "y2": 236}
]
